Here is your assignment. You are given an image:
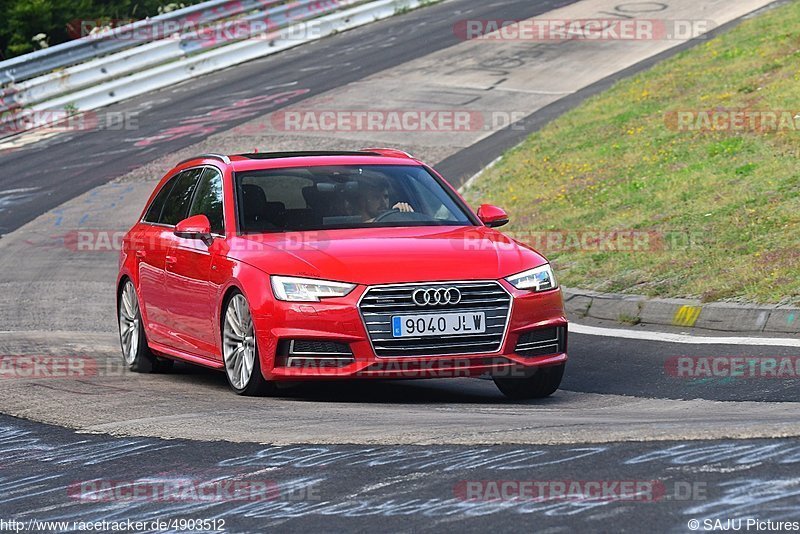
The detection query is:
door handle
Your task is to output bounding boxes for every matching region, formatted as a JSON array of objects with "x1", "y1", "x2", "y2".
[
  {"x1": 135, "y1": 250, "x2": 146, "y2": 259},
  {"x1": 165, "y1": 255, "x2": 177, "y2": 265}
]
